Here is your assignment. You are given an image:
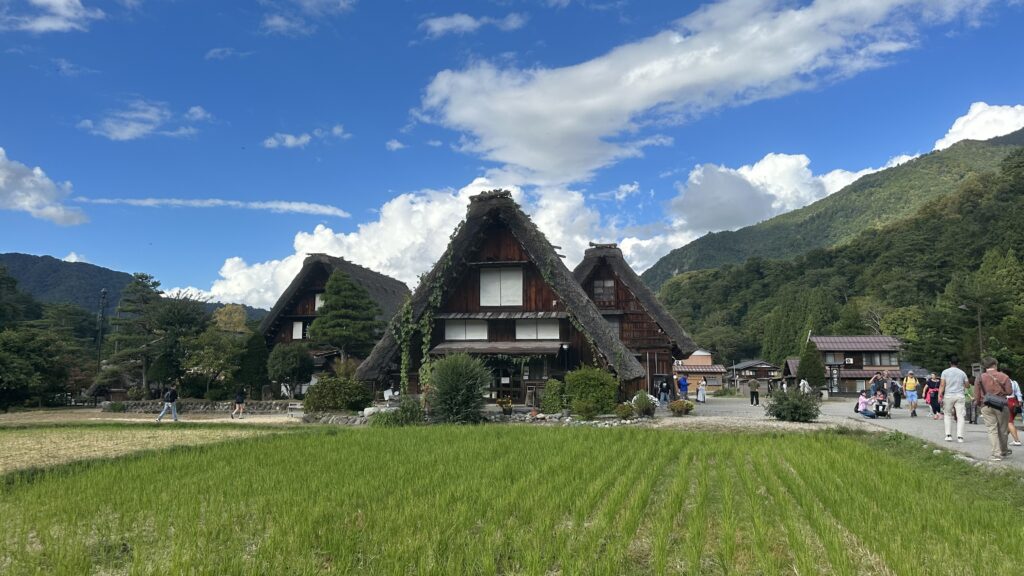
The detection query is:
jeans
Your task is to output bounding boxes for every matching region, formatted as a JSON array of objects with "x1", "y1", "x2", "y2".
[
  {"x1": 860, "y1": 410, "x2": 877, "y2": 419},
  {"x1": 750, "y1": 391, "x2": 760, "y2": 405},
  {"x1": 943, "y1": 395, "x2": 966, "y2": 439},
  {"x1": 981, "y1": 405, "x2": 1009, "y2": 458},
  {"x1": 659, "y1": 392, "x2": 669, "y2": 404},
  {"x1": 157, "y1": 402, "x2": 178, "y2": 421}
]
